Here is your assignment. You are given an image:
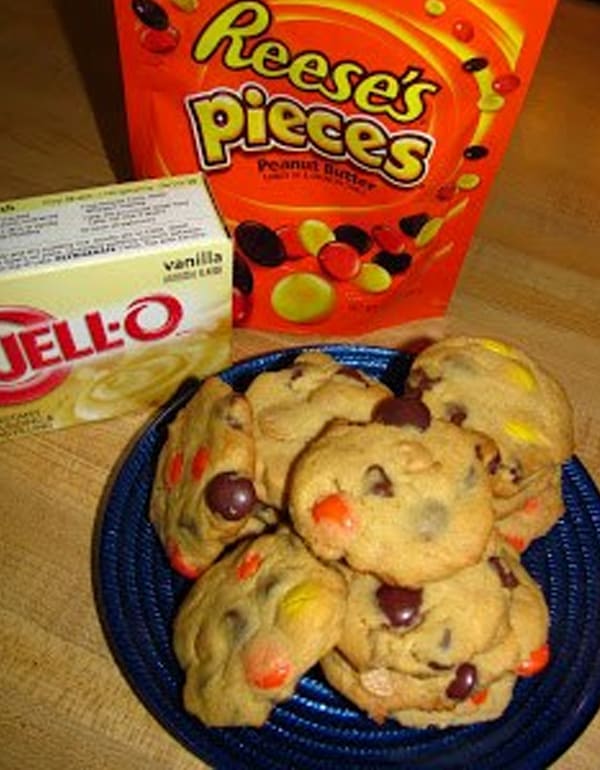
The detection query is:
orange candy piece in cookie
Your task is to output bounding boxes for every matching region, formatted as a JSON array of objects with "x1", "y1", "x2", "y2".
[
  {"x1": 502, "y1": 533, "x2": 527, "y2": 553},
  {"x1": 166, "y1": 538, "x2": 203, "y2": 579},
  {"x1": 312, "y1": 493, "x2": 356, "y2": 529},
  {"x1": 191, "y1": 446, "x2": 210, "y2": 481},
  {"x1": 517, "y1": 643, "x2": 550, "y2": 676},
  {"x1": 243, "y1": 638, "x2": 293, "y2": 690},
  {"x1": 523, "y1": 497, "x2": 540, "y2": 514},
  {"x1": 166, "y1": 450, "x2": 184, "y2": 489},
  {"x1": 470, "y1": 688, "x2": 489, "y2": 706},
  {"x1": 236, "y1": 550, "x2": 263, "y2": 581}
]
